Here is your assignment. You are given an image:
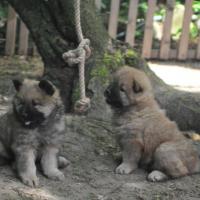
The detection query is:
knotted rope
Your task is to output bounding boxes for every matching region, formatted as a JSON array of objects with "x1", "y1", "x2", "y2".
[{"x1": 62, "y1": 0, "x2": 91, "y2": 113}]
